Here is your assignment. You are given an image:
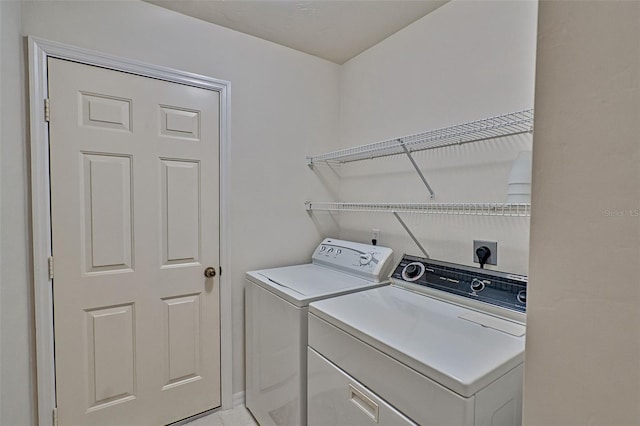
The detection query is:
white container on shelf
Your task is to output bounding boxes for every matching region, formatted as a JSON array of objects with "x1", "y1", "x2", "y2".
[{"x1": 507, "y1": 151, "x2": 532, "y2": 203}]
